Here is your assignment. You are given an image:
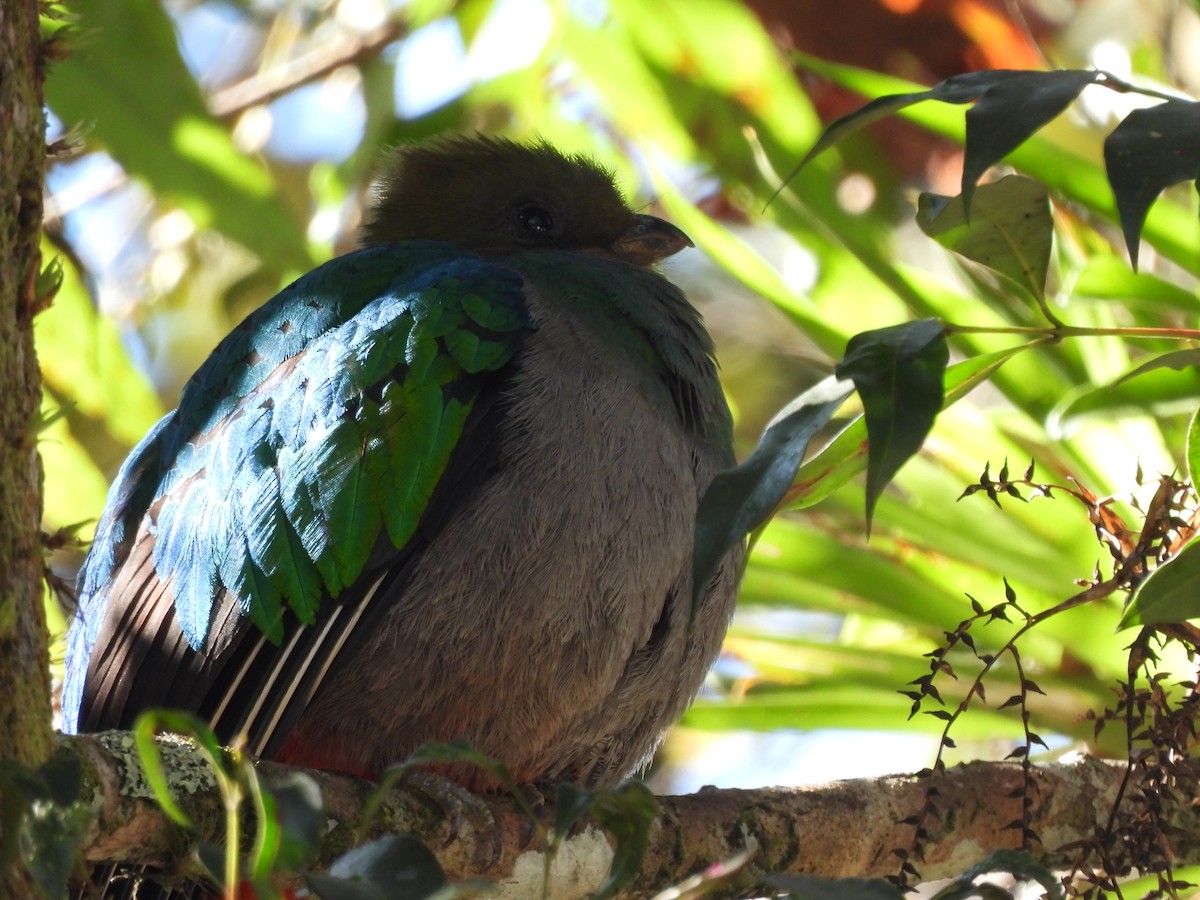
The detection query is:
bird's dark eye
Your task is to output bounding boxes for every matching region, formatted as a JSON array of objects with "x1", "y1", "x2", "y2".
[{"x1": 517, "y1": 204, "x2": 554, "y2": 234}]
